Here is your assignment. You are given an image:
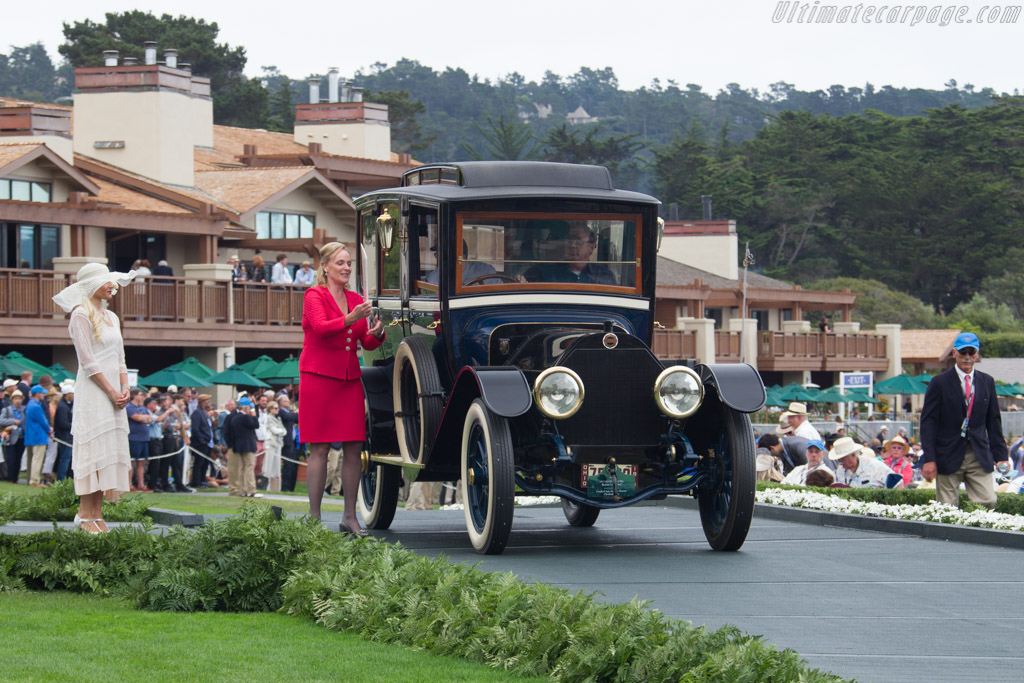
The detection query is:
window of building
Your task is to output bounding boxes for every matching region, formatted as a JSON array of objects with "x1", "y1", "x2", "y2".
[
  {"x1": 0, "y1": 223, "x2": 60, "y2": 269},
  {"x1": 254, "y1": 211, "x2": 315, "y2": 239},
  {"x1": 0, "y1": 179, "x2": 52, "y2": 202}
]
